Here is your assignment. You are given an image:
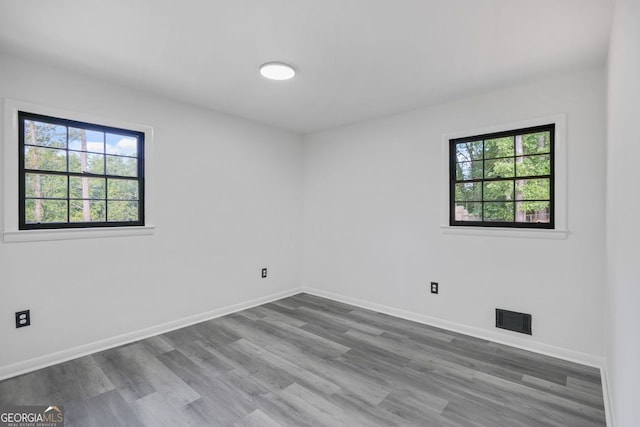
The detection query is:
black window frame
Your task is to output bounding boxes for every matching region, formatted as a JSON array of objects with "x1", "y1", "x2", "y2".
[
  {"x1": 449, "y1": 124, "x2": 555, "y2": 229},
  {"x1": 18, "y1": 111, "x2": 145, "y2": 230}
]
